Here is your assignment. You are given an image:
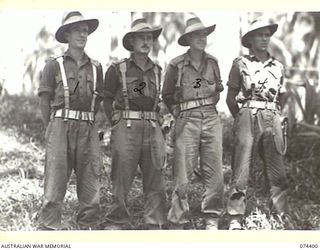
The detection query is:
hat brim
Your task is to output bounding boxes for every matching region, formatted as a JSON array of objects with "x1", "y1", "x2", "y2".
[
  {"x1": 178, "y1": 24, "x2": 216, "y2": 46},
  {"x1": 122, "y1": 27, "x2": 162, "y2": 51},
  {"x1": 55, "y1": 19, "x2": 99, "y2": 43},
  {"x1": 241, "y1": 24, "x2": 278, "y2": 48}
]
